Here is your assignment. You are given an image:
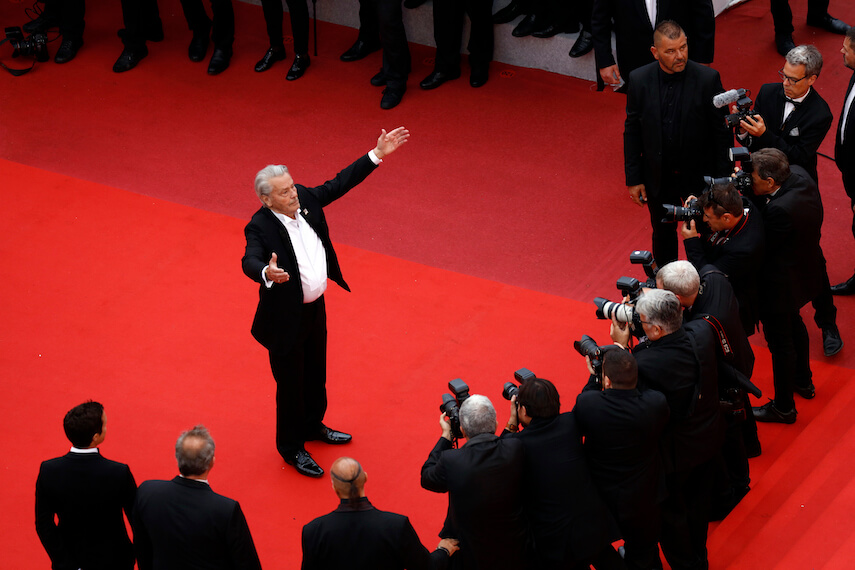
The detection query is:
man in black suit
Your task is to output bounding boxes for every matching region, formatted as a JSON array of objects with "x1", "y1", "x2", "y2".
[
  {"x1": 738, "y1": 44, "x2": 842, "y2": 356},
  {"x1": 254, "y1": 0, "x2": 310, "y2": 80},
  {"x1": 575, "y1": 349, "x2": 669, "y2": 570},
  {"x1": 624, "y1": 20, "x2": 731, "y2": 266},
  {"x1": 419, "y1": 0, "x2": 493, "y2": 90},
  {"x1": 502, "y1": 377, "x2": 624, "y2": 569},
  {"x1": 831, "y1": 28, "x2": 855, "y2": 295},
  {"x1": 302, "y1": 457, "x2": 459, "y2": 569},
  {"x1": 749, "y1": 149, "x2": 827, "y2": 424},
  {"x1": 242, "y1": 127, "x2": 409, "y2": 477},
  {"x1": 179, "y1": 0, "x2": 234, "y2": 74},
  {"x1": 36, "y1": 401, "x2": 137, "y2": 570},
  {"x1": 133, "y1": 425, "x2": 262, "y2": 570},
  {"x1": 421, "y1": 395, "x2": 529, "y2": 569},
  {"x1": 592, "y1": 0, "x2": 715, "y2": 90},
  {"x1": 770, "y1": 0, "x2": 850, "y2": 56}
]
